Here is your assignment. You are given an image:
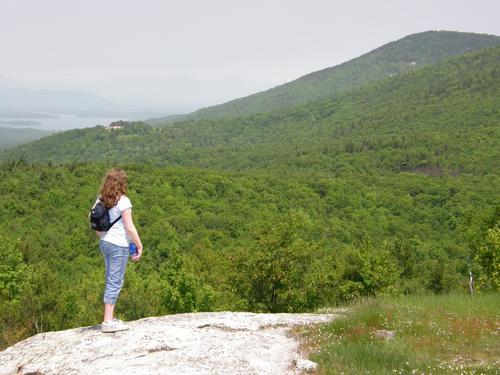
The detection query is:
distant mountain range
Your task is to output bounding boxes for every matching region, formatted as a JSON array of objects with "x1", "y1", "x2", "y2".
[
  {"x1": 148, "y1": 30, "x2": 500, "y2": 124},
  {"x1": 0, "y1": 89, "x2": 117, "y2": 113},
  {"x1": 0, "y1": 76, "x2": 273, "y2": 115}
]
